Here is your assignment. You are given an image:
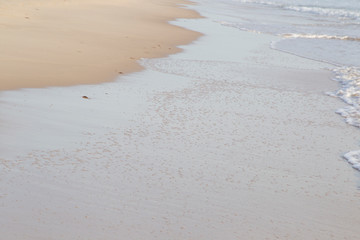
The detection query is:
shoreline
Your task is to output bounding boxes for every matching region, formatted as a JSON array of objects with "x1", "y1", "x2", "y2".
[
  {"x1": 0, "y1": 0, "x2": 202, "y2": 91},
  {"x1": 1, "y1": 1, "x2": 360, "y2": 239}
]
